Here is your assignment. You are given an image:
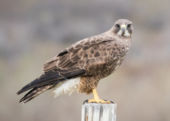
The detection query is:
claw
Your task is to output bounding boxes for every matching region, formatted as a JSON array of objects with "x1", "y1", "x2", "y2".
[
  {"x1": 84, "y1": 99, "x2": 113, "y2": 104},
  {"x1": 88, "y1": 99, "x2": 111, "y2": 104},
  {"x1": 104, "y1": 99, "x2": 114, "y2": 104},
  {"x1": 83, "y1": 99, "x2": 88, "y2": 104},
  {"x1": 110, "y1": 101, "x2": 114, "y2": 104}
]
